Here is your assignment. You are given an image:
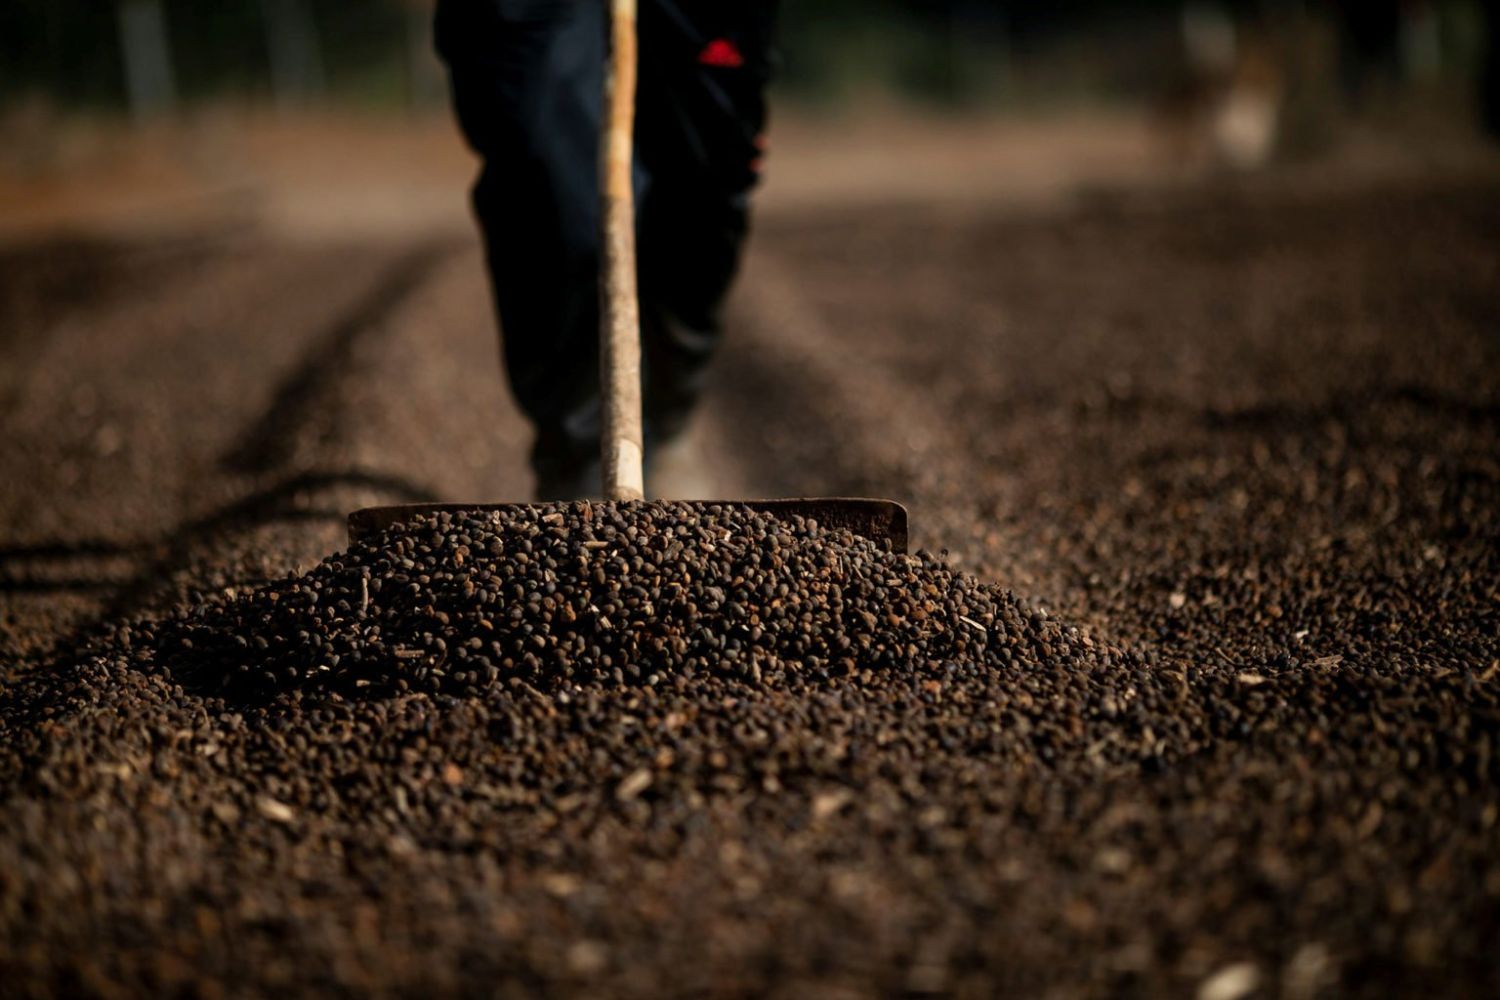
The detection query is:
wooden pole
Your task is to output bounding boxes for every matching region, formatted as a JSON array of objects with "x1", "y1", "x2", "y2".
[{"x1": 600, "y1": 0, "x2": 645, "y2": 501}]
